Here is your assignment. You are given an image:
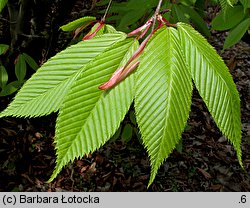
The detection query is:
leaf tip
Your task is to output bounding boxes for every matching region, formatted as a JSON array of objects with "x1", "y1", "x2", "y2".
[{"x1": 147, "y1": 168, "x2": 158, "y2": 189}]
